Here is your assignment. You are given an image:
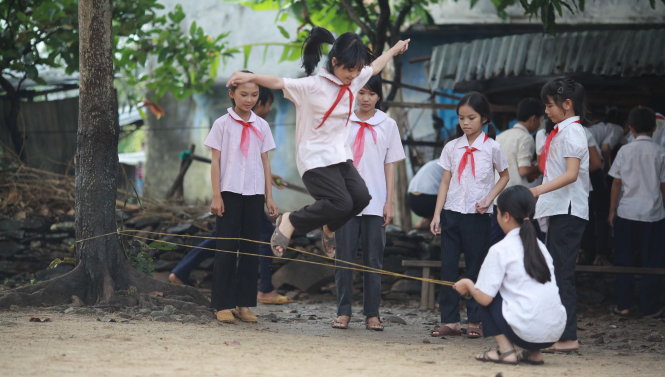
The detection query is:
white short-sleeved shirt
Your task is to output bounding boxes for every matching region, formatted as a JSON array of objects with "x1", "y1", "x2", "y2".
[
  {"x1": 204, "y1": 108, "x2": 276, "y2": 195},
  {"x1": 584, "y1": 127, "x2": 602, "y2": 161},
  {"x1": 437, "y1": 132, "x2": 509, "y2": 214},
  {"x1": 590, "y1": 122, "x2": 623, "y2": 149},
  {"x1": 654, "y1": 114, "x2": 665, "y2": 148},
  {"x1": 608, "y1": 135, "x2": 665, "y2": 222},
  {"x1": 496, "y1": 123, "x2": 535, "y2": 188},
  {"x1": 535, "y1": 128, "x2": 547, "y2": 156},
  {"x1": 347, "y1": 110, "x2": 406, "y2": 217},
  {"x1": 282, "y1": 66, "x2": 374, "y2": 176},
  {"x1": 476, "y1": 228, "x2": 566, "y2": 343},
  {"x1": 535, "y1": 116, "x2": 590, "y2": 220},
  {"x1": 408, "y1": 160, "x2": 443, "y2": 195}
]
